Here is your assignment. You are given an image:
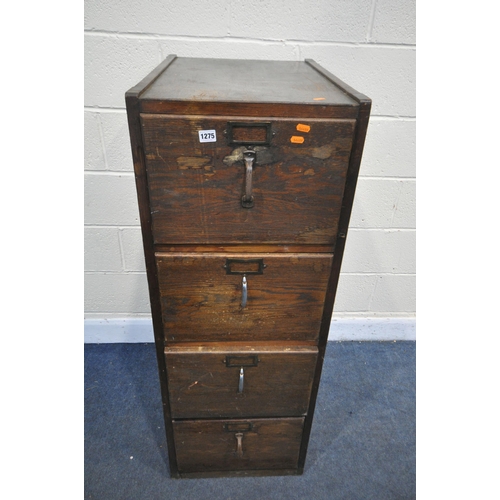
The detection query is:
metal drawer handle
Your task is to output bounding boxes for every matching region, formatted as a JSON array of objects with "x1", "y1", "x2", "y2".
[
  {"x1": 241, "y1": 150, "x2": 256, "y2": 208},
  {"x1": 241, "y1": 275, "x2": 247, "y2": 308},
  {"x1": 235, "y1": 432, "x2": 244, "y2": 457},
  {"x1": 238, "y1": 367, "x2": 244, "y2": 393}
]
